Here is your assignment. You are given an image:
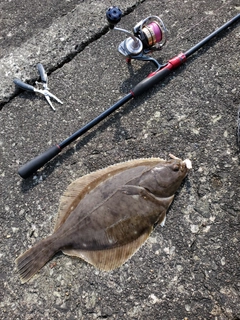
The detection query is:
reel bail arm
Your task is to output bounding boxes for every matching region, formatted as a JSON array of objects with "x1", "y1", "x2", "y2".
[{"x1": 106, "y1": 6, "x2": 167, "y2": 70}]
